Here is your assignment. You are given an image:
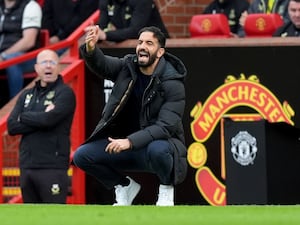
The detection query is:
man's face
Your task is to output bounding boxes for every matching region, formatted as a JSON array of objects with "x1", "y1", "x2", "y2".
[
  {"x1": 289, "y1": 0, "x2": 300, "y2": 28},
  {"x1": 34, "y1": 50, "x2": 60, "y2": 87},
  {"x1": 136, "y1": 31, "x2": 163, "y2": 68}
]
